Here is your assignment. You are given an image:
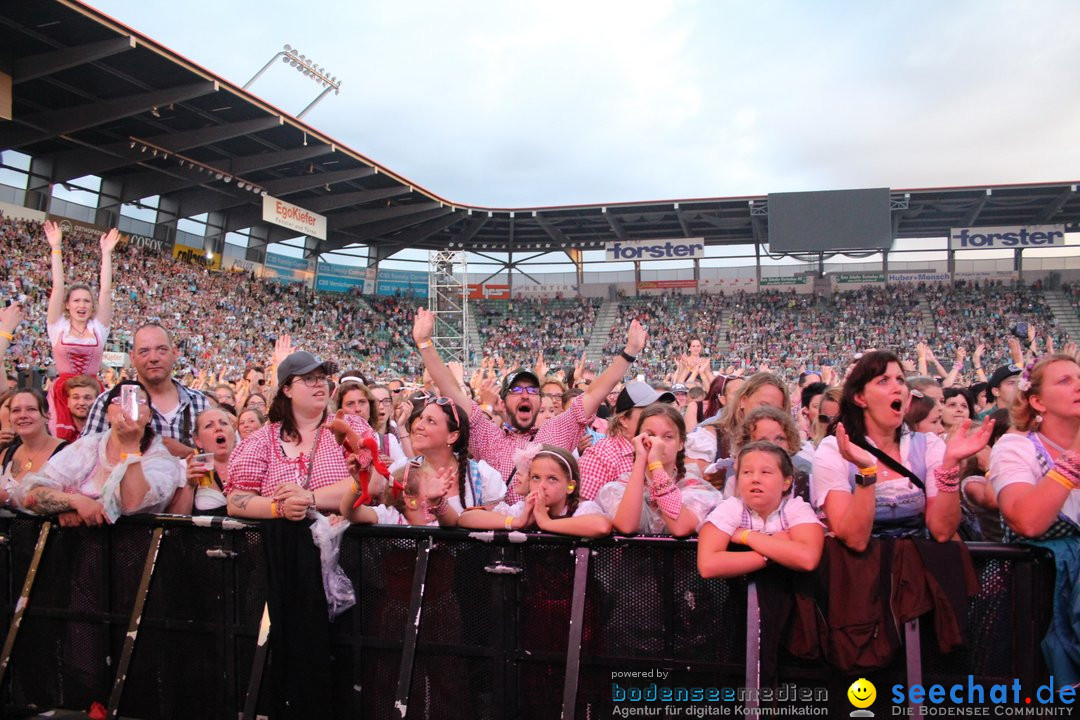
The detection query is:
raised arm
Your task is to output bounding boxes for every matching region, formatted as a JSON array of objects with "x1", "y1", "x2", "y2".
[
  {"x1": 941, "y1": 347, "x2": 966, "y2": 388},
  {"x1": 0, "y1": 302, "x2": 25, "y2": 382},
  {"x1": 581, "y1": 320, "x2": 646, "y2": 419},
  {"x1": 44, "y1": 221, "x2": 66, "y2": 325},
  {"x1": 413, "y1": 307, "x2": 471, "y2": 411},
  {"x1": 97, "y1": 228, "x2": 119, "y2": 327}
]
